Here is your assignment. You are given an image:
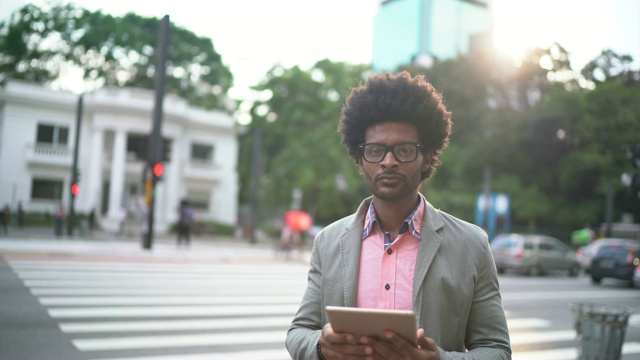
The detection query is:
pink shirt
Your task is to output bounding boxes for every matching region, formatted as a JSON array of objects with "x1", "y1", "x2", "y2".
[{"x1": 357, "y1": 198, "x2": 423, "y2": 310}]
